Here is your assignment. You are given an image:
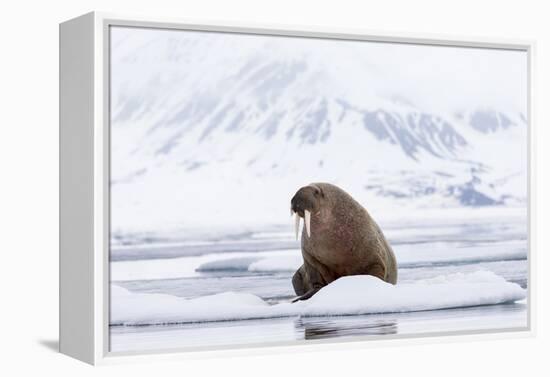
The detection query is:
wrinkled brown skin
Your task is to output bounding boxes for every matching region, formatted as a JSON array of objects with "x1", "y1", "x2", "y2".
[{"x1": 291, "y1": 183, "x2": 397, "y2": 302}]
